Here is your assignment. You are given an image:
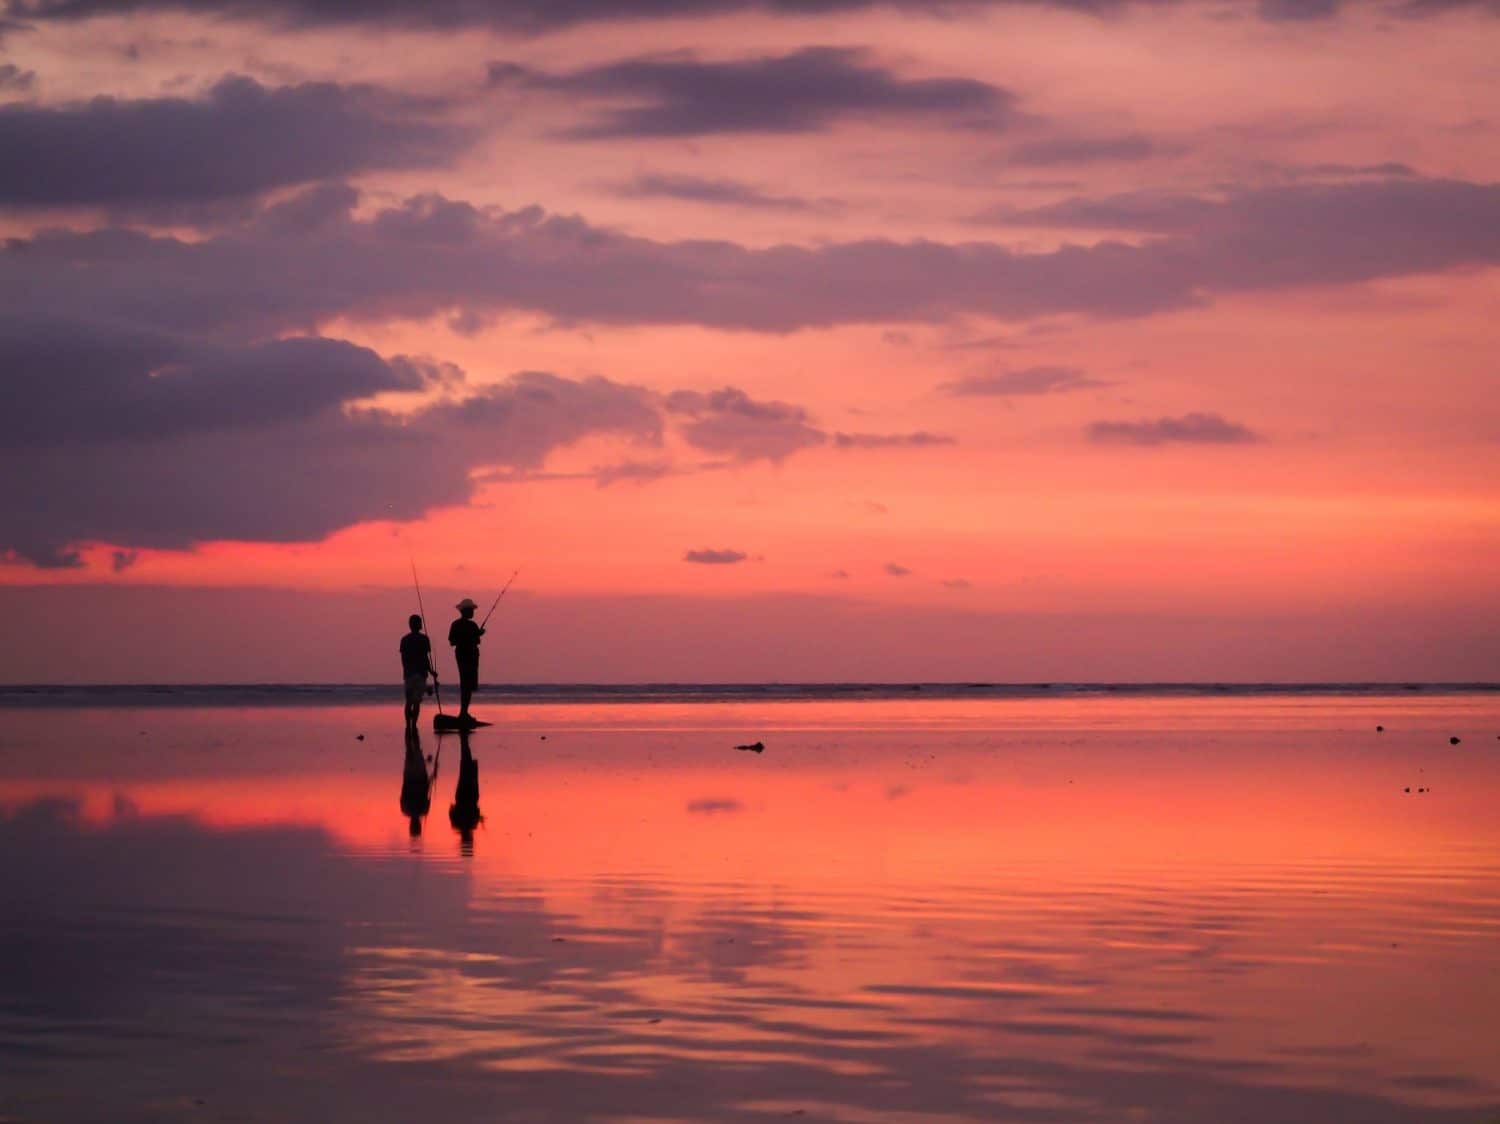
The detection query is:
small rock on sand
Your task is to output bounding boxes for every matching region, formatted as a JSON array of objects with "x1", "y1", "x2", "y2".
[
  {"x1": 735, "y1": 741, "x2": 765, "y2": 753},
  {"x1": 1450, "y1": 736, "x2": 1461, "y2": 745},
  {"x1": 356, "y1": 734, "x2": 365, "y2": 741},
  {"x1": 1376, "y1": 725, "x2": 1384, "y2": 732}
]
